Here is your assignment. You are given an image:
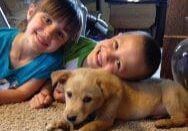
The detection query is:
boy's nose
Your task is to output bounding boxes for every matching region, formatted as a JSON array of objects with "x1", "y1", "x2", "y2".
[{"x1": 104, "y1": 49, "x2": 116, "y2": 63}]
